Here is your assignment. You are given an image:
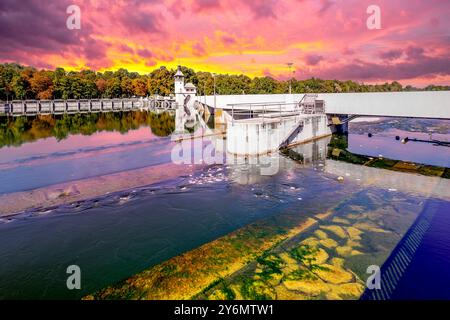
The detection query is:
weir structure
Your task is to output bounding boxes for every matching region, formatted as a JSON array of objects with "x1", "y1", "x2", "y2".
[{"x1": 199, "y1": 90, "x2": 450, "y2": 155}]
